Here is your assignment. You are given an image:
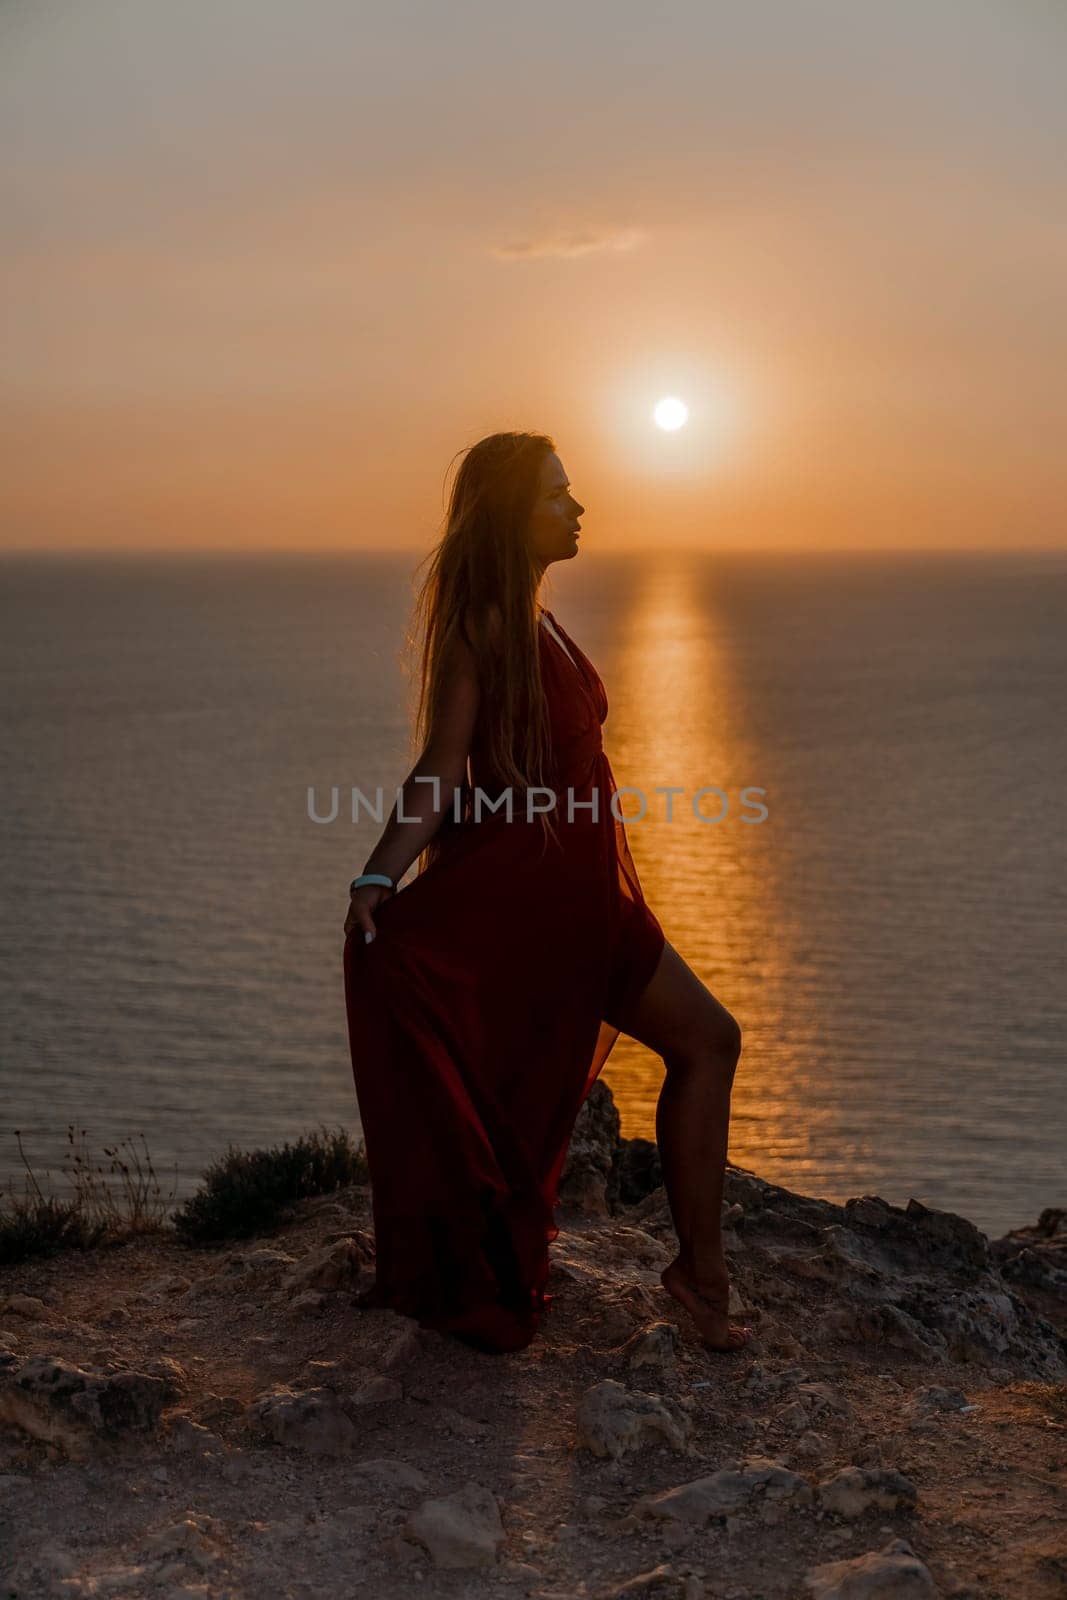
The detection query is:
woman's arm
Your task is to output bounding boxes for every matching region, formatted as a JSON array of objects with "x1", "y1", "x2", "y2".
[{"x1": 356, "y1": 623, "x2": 482, "y2": 887}]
